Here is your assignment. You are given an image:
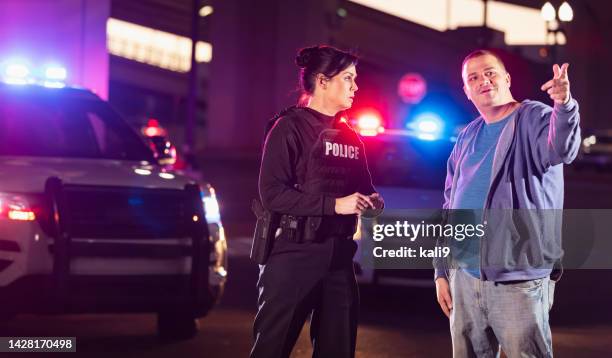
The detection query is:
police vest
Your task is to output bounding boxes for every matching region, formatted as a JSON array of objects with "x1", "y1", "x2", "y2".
[
  {"x1": 302, "y1": 122, "x2": 365, "y2": 197},
  {"x1": 302, "y1": 121, "x2": 365, "y2": 237}
]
